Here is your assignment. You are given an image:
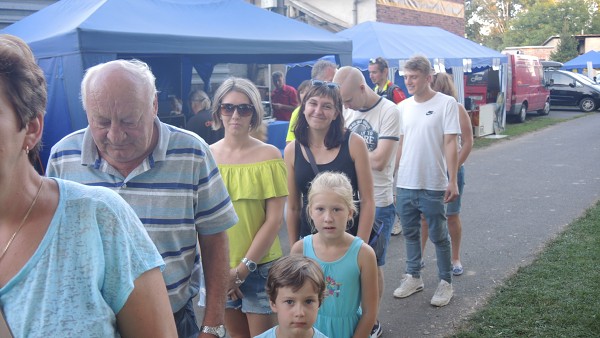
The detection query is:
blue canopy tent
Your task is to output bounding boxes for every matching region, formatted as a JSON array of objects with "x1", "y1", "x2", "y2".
[
  {"x1": 562, "y1": 50, "x2": 600, "y2": 73},
  {"x1": 287, "y1": 21, "x2": 506, "y2": 97},
  {"x1": 2, "y1": 0, "x2": 352, "y2": 167}
]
